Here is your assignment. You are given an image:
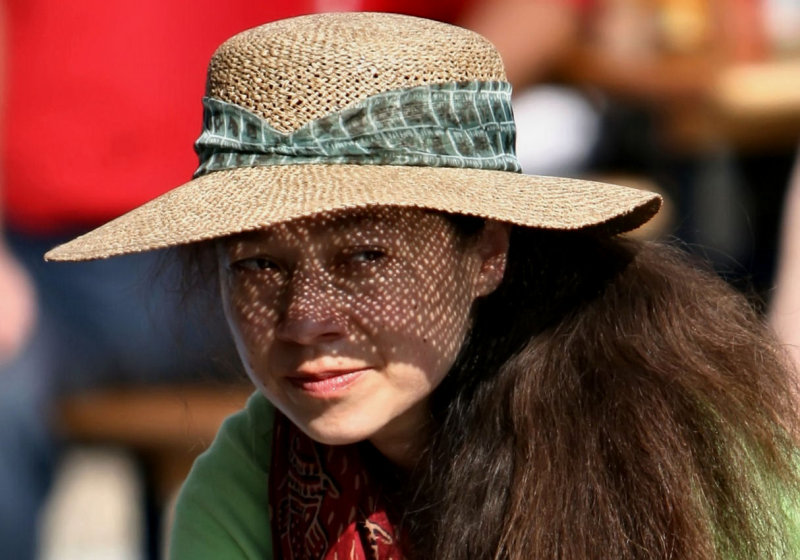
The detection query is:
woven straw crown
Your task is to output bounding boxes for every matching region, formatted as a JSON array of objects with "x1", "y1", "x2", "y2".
[
  {"x1": 207, "y1": 13, "x2": 506, "y2": 132},
  {"x1": 46, "y1": 12, "x2": 661, "y2": 262}
]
